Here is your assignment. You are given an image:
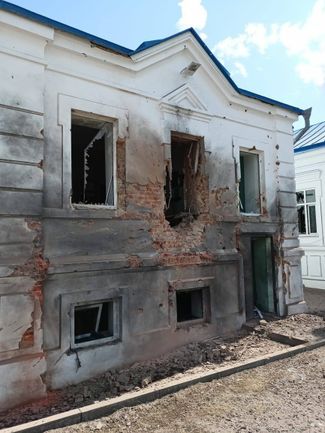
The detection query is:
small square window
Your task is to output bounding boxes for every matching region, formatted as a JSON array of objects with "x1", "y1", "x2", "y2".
[
  {"x1": 176, "y1": 288, "x2": 206, "y2": 323},
  {"x1": 72, "y1": 299, "x2": 120, "y2": 348}
]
